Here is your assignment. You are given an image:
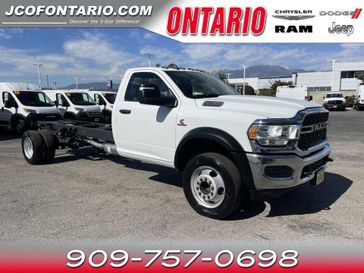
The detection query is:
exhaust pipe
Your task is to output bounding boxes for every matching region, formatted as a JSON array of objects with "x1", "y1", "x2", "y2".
[{"x1": 84, "y1": 139, "x2": 118, "y2": 155}]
